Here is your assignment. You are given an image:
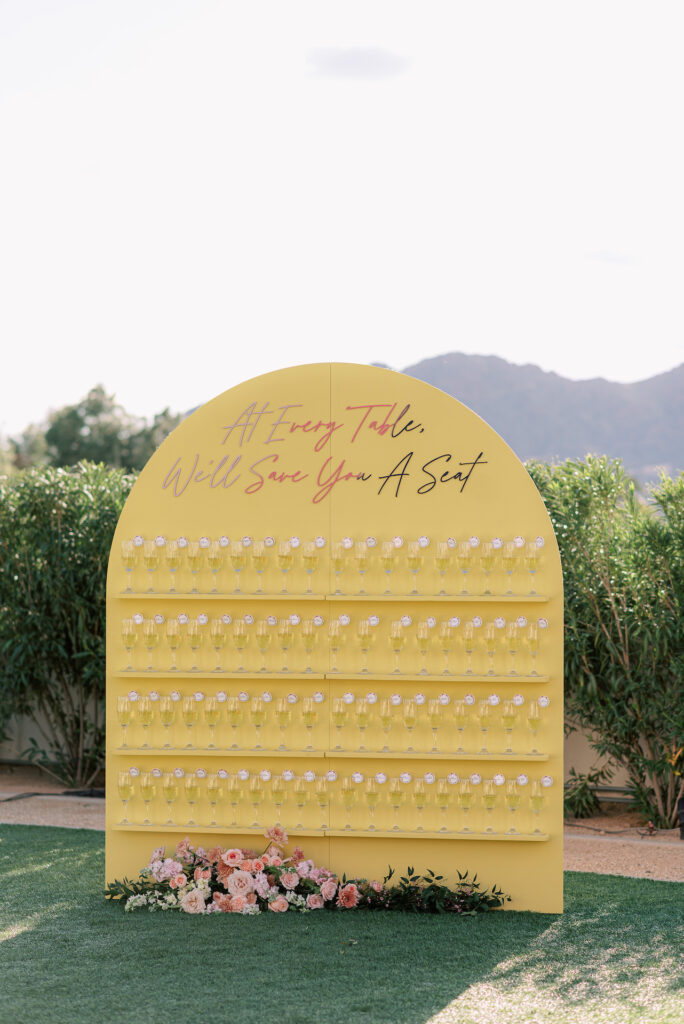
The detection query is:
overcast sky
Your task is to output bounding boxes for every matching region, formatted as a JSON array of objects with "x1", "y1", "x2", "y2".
[{"x1": 2, "y1": 1, "x2": 683, "y2": 435}]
